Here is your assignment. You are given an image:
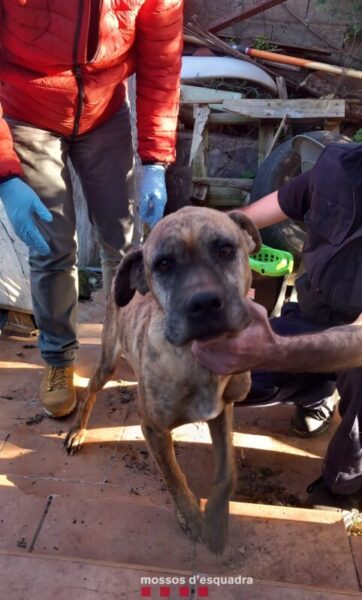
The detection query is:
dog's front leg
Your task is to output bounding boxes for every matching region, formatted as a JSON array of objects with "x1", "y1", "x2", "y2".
[
  {"x1": 65, "y1": 360, "x2": 116, "y2": 454},
  {"x1": 204, "y1": 403, "x2": 235, "y2": 554},
  {"x1": 141, "y1": 420, "x2": 203, "y2": 543}
]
